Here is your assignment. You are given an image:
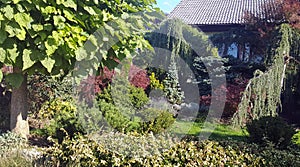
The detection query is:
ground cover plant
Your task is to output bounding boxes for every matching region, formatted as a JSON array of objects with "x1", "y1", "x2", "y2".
[
  {"x1": 38, "y1": 134, "x2": 300, "y2": 167},
  {"x1": 0, "y1": 132, "x2": 32, "y2": 167}
]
